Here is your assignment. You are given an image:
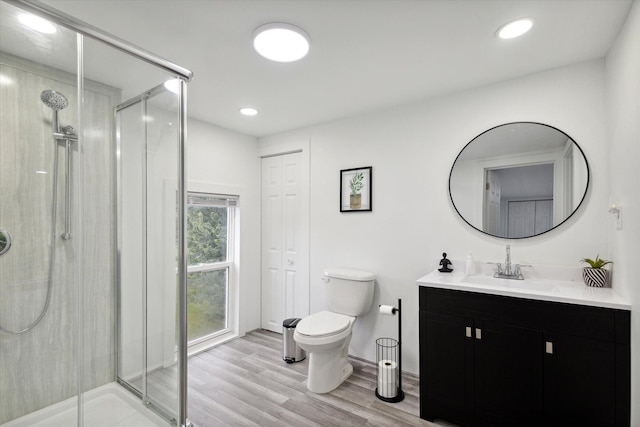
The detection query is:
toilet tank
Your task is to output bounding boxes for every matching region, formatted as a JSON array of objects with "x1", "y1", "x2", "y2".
[{"x1": 324, "y1": 268, "x2": 375, "y2": 316}]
